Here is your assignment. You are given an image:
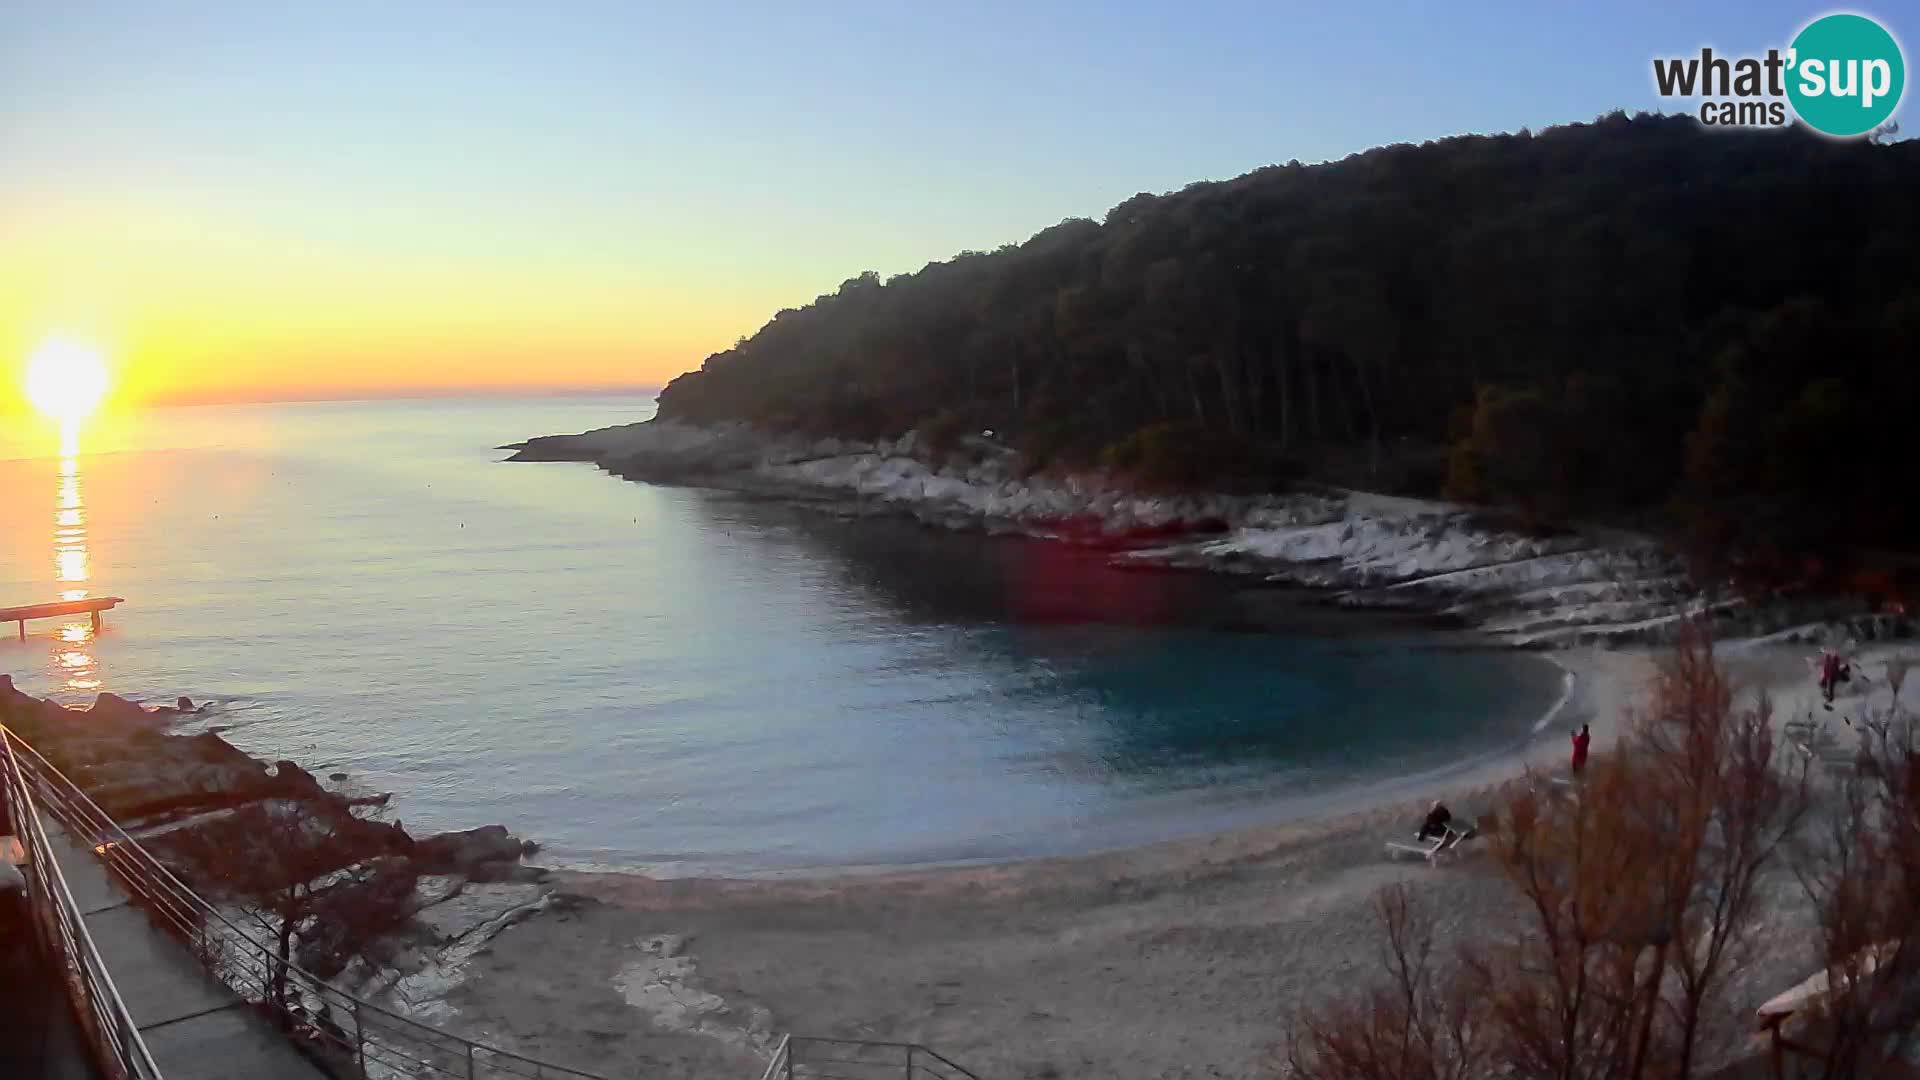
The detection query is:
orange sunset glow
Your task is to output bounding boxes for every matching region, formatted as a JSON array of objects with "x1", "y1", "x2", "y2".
[
  {"x1": 0, "y1": 219, "x2": 761, "y2": 408},
  {"x1": 1, "y1": 7, "x2": 1125, "y2": 411}
]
